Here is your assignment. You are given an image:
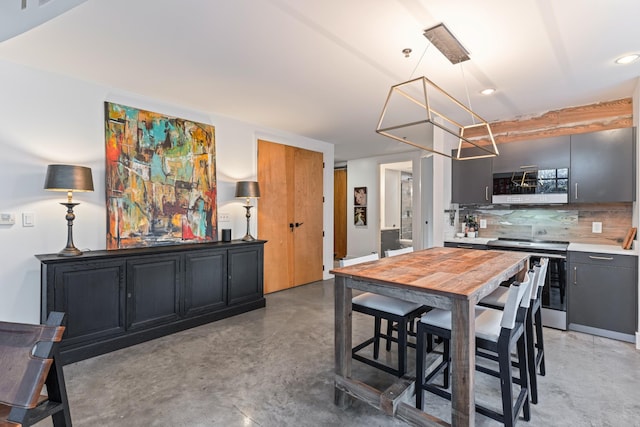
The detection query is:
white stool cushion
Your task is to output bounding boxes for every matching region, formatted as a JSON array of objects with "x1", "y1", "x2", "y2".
[
  {"x1": 352, "y1": 292, "x2": 423, "y2": 316},
  {"x1": 420, "y1": 306, "x2": 503, "y2": 343},
  {"x1": 479, "y1": 286, "x2": 509, "y2": 308}
]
